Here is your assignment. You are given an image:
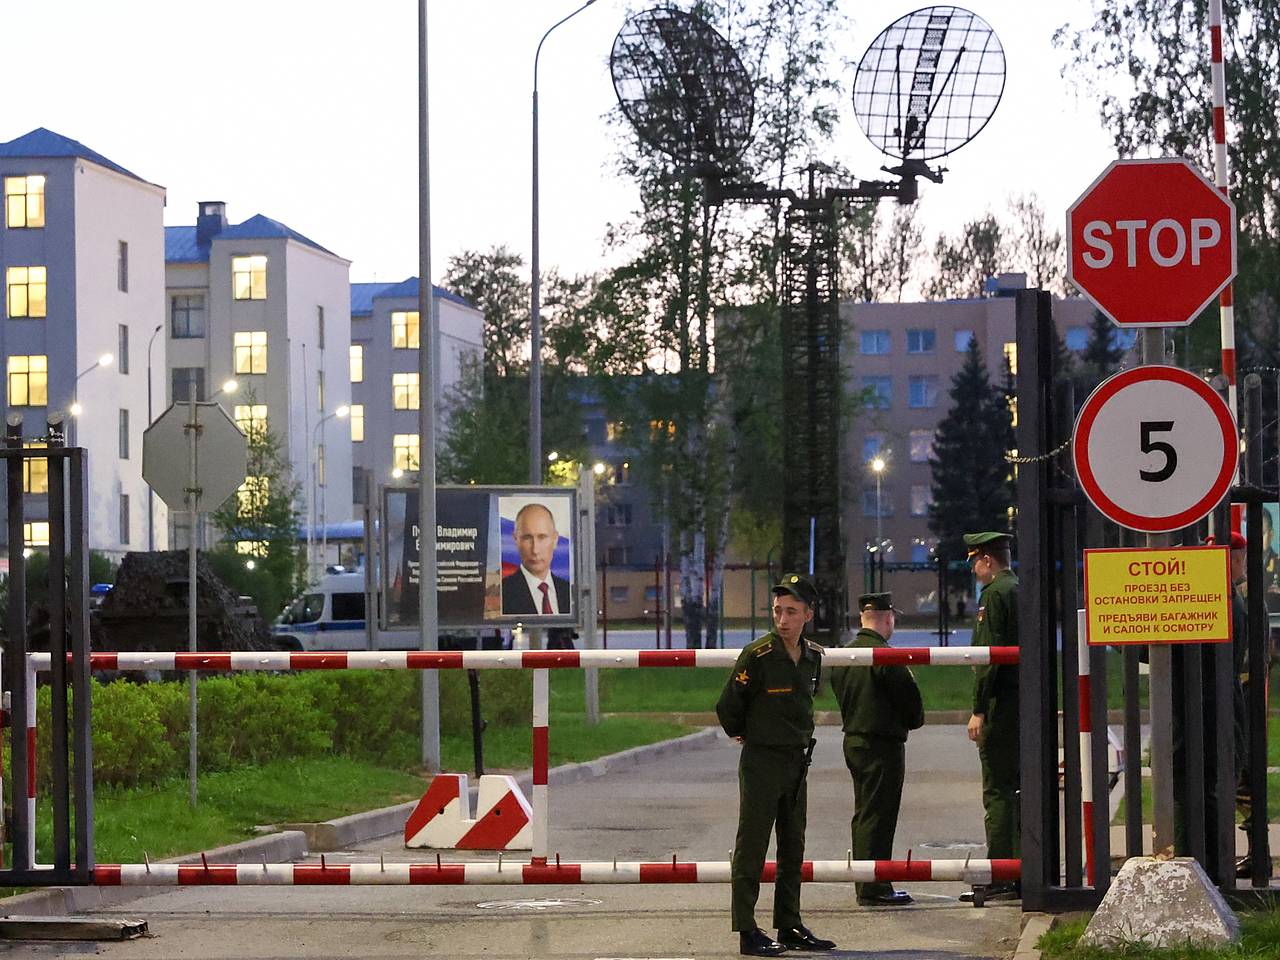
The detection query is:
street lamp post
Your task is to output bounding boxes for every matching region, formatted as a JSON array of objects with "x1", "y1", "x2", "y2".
[
  {"x1": 871, "y1": 456, "x2": 886, "y2": 551},
  {"x1": 531, "y1": 0, "x2": 598, "y2": 484},
  {"x1": 68, "y1": 352, "x2": 114, "y2": 447},
  {"x1": 146, "y1": 324, "x2": 162, "y2": 550},
  {"x1": 310, "y1": 405, "x2": 350, "y2": 578}
]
